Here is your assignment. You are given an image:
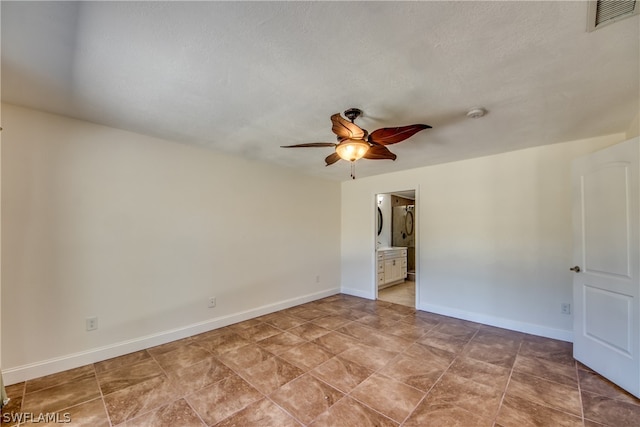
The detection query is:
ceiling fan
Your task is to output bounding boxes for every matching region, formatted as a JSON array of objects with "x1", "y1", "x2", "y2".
[{"x1": 281, "y1": 108, "x2": 431, "y2": 178}]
